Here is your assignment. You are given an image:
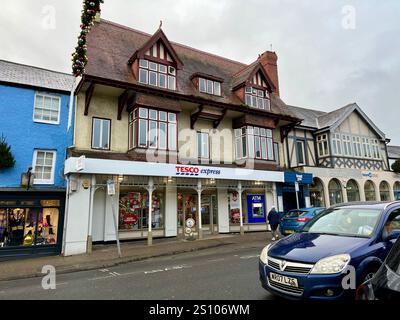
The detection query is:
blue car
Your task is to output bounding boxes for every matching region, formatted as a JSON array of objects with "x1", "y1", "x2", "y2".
[
  {"x1": 280, "y1": 207, "x2": 325, "y2": 236},
  {"x1": 259, "y1": 201, "x2": 400, "y2": 300}
]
